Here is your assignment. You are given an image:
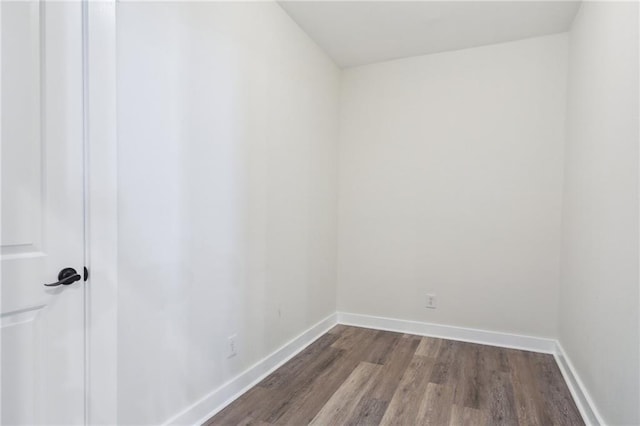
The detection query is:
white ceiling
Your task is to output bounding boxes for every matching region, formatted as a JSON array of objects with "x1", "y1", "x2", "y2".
[{"x1": 279, "y1": 1, "x2": 581, "y2": 68}]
